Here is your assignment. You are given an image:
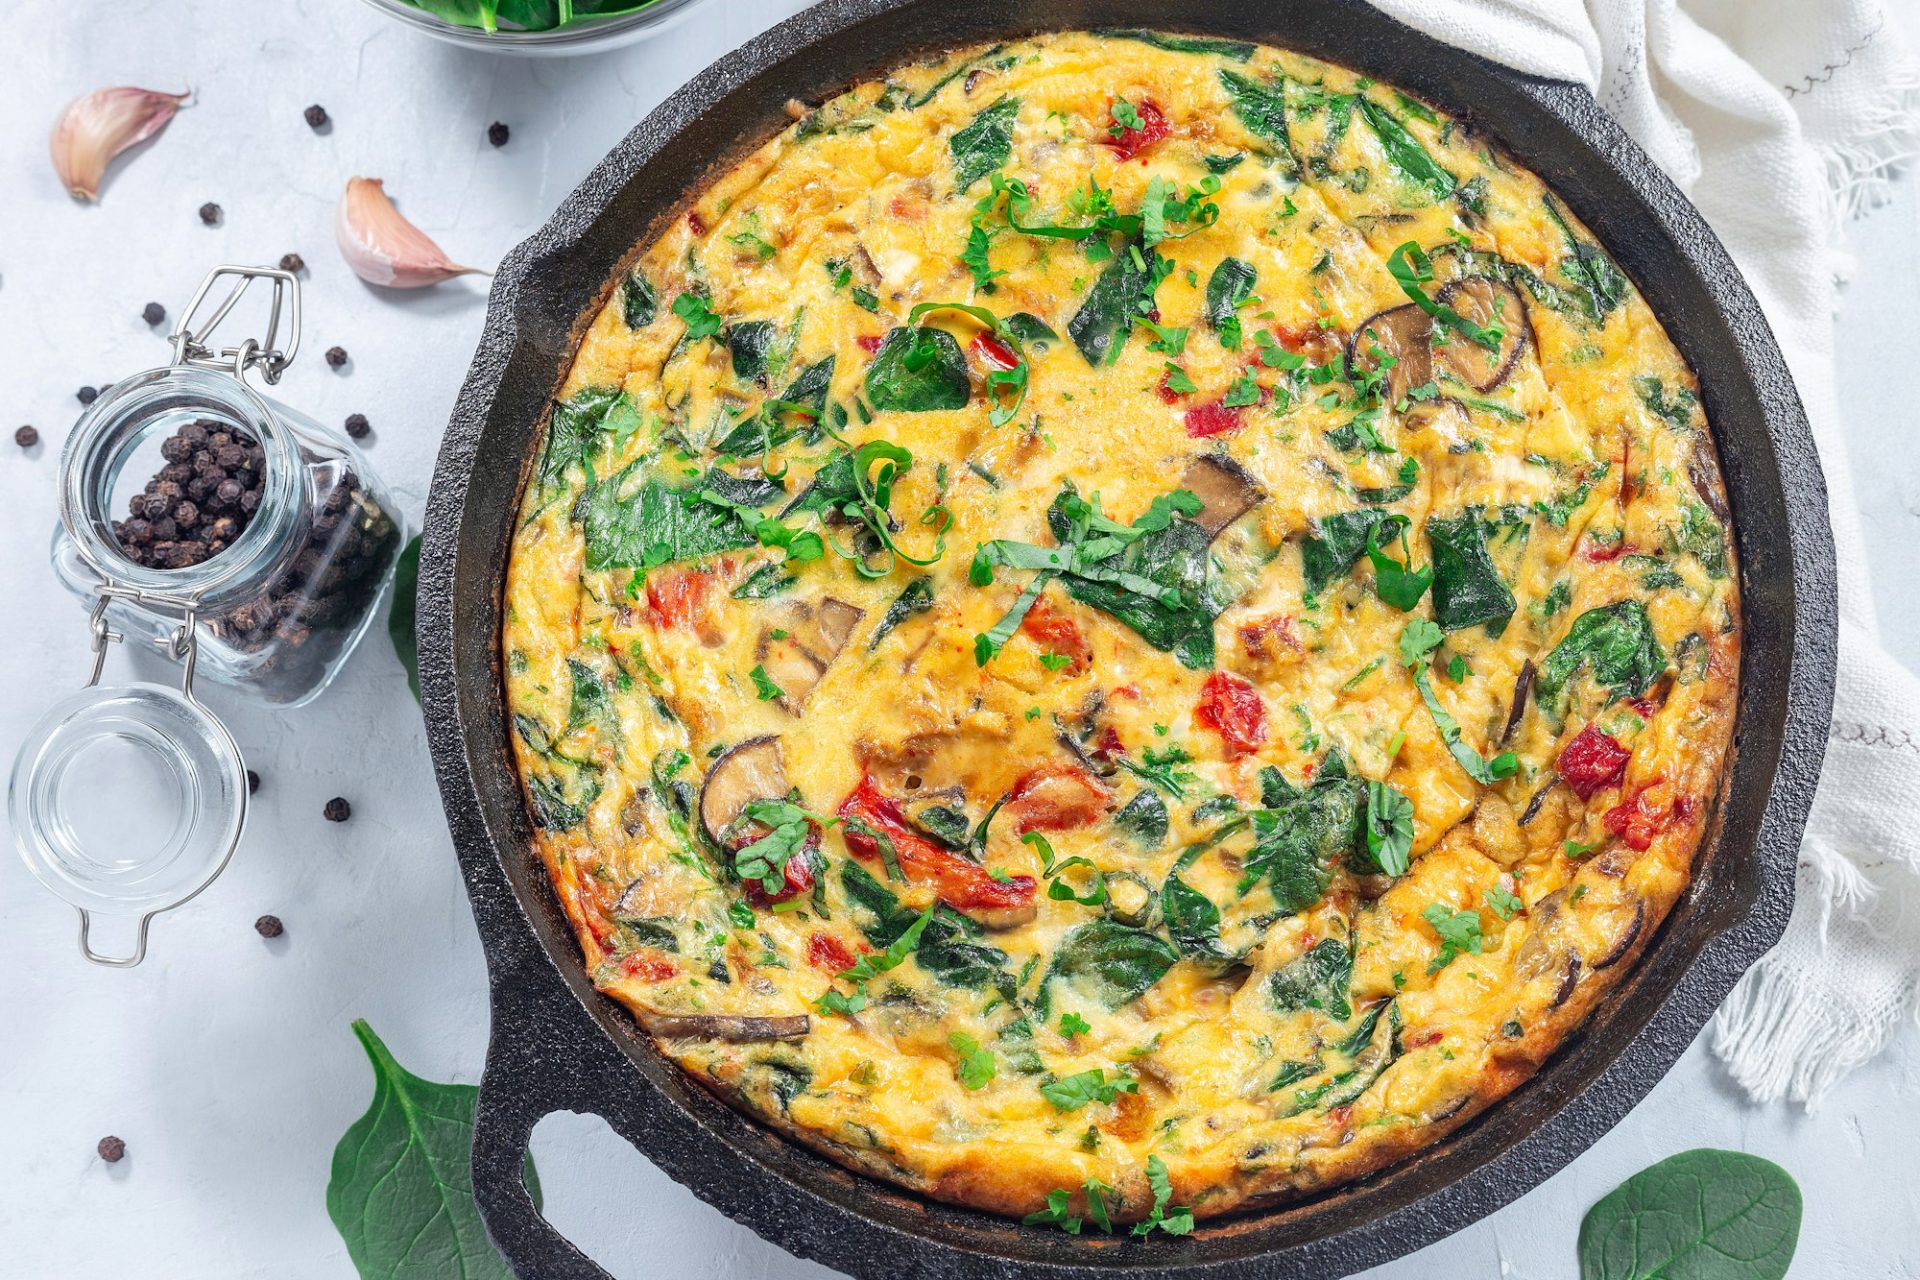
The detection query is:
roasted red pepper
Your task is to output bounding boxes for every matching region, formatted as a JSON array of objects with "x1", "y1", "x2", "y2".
[
  {"x1": 1018, "y1": 596, "x2": 1091, "y2": 674},
  {"x1": 970, "y1": 332, "x2": 1019, "y2": 371},
  {"x1": 1196, "y1": 670, "x2": 1268, "y2": 758},
  {"x1": 1602, "y1": 784, "x2": 1673, "y2": 851},
  {"x1": 1103, "y1": 98, "x2": 1169, "y2": 162},
  {"x1": 1183, "y1": 399, "x2": 1247, "y2": 439},
  {"x1": 1007, "y1": 761, "x2": 1110, "y2": 833},
  {"x1": 806, "y1": 932, "x2": 857, "y2": 972},
  {"x1": 646, "y1": 567, "x2": 716, "y2": 630},
  {"x1": 838, "y1": 776, "x2": 1037, "y2": 912},
  {"x1": 1558, "y1": 724, "x2": 1631, "y2": 800}
]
